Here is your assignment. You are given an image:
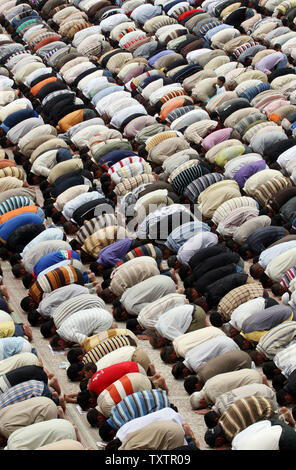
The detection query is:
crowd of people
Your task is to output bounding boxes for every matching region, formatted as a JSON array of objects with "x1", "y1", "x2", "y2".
[{"x1": 1, "y1": 0, "x2": 296, "y2": 452}]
